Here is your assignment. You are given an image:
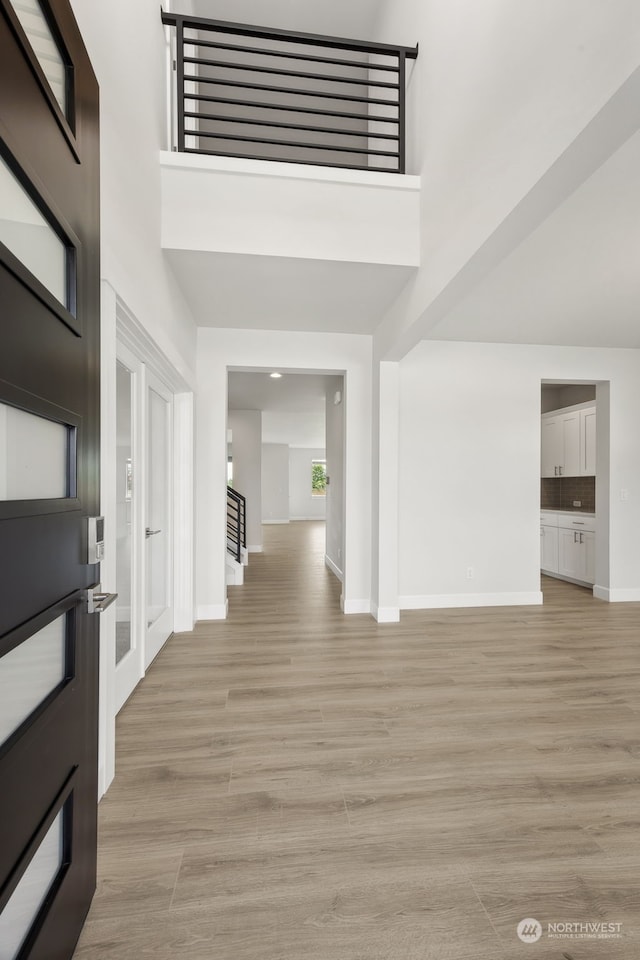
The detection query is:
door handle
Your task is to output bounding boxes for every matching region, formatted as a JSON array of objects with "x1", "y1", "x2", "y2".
[
  {"x1": 145, "y1": 527, "x2": 162, "y2": 538},
  {"x1": 84, "y1": 584, "x2": 118, "y2": 614}
]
